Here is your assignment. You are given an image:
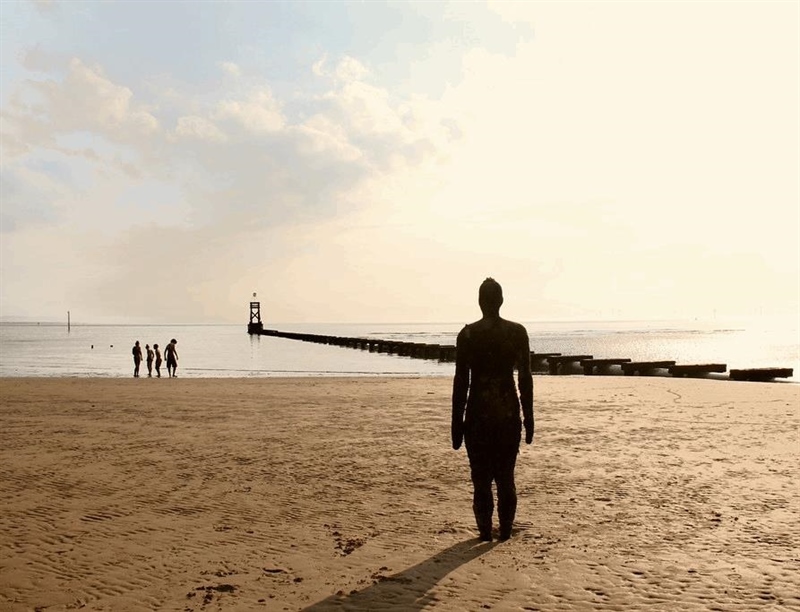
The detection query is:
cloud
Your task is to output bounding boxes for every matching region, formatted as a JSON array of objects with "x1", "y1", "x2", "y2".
[
  {"x1": 1, "y1": 48, "x2": 462, "y2": 320},
  {"x1": 217, "y1": 61, "x2": 242, "y2": 78},
  {"x1": 29, "y1": 0, "x2": 57, "y2": 15},
  {"x1": 213, "y1": 89, "x2": 285, "y2": 133},
  {"x1": 334, "y1": 56, "x2": 369, "y2": 82},
  {"x1": 291, "y1": 115, "x2": 362, "y2": 162},
  {"x1": 312, "y1": 54, "x2": 328, "y2": 77},
  {"x1": 173, "y1": 115, "x2": 227, "y2": 142},
  {"x1": 3, "y1": 50, "x2": 458, "y2": 224},
  {"x1": 4, "y1": 58, "x2": 160, "y2": 152},
  {"x1": 19, "y1": 44, "x2": 68, "y2": 73},
  {"x1": 0, "y1": 163, "x2": 65, "y2": 232},
  {"x1": 6, "y1": 1, "x2": 793, "y2": 324}
]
